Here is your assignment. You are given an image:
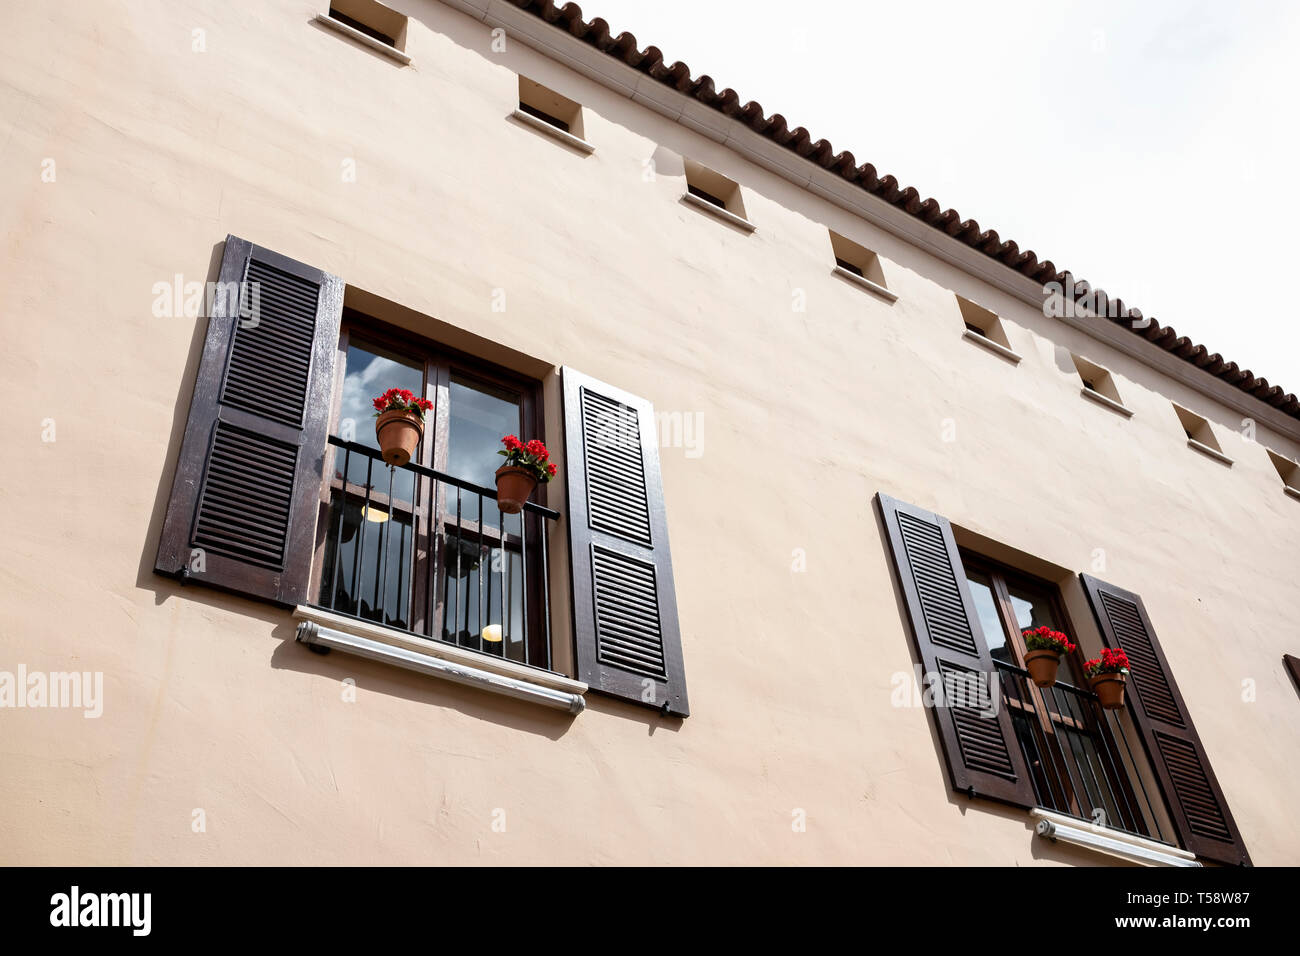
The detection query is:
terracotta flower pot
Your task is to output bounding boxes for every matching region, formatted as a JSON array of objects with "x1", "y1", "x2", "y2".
[
  {"x1": 375, "y1": 409, "x2": 423, "y2": 467},
  {"x1": 495, "y1": 465, "x2": 538, "y2": 515},
  {"x1": 1024, "y1": 649, "x2": 1063, "y2": 687},
  {"x1": 1090, "y1": 672, "x2": 1127, "y2": 710}
]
